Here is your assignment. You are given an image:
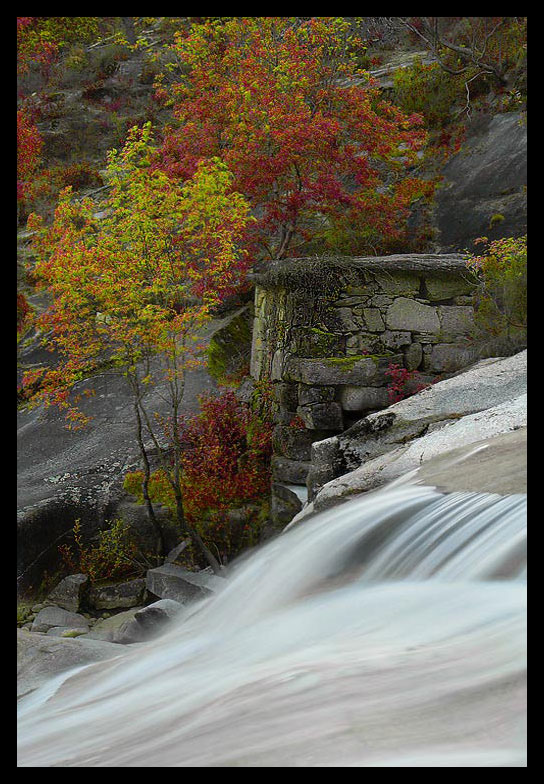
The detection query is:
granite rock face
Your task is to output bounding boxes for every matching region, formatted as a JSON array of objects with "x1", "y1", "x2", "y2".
[
  {"x1": 305, "y1": 351, "x2": 526, "y2": 499},
  {"x1": 434, "y1": 112, "x2": 527, "y2": 252}
]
